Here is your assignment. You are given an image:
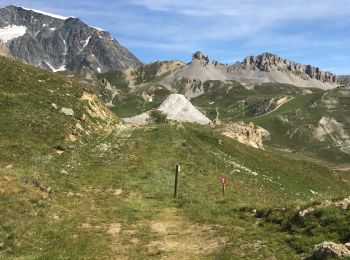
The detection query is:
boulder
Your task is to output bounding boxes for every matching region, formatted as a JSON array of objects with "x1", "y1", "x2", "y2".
[
  {"x1": 345, "y1": 243, "x2": 350, "y2": 251},
  {"x1": 313, "y1": 242, "x2": 350, "y2": 259},
  {"x1": 60, "y1": 107, "x2": 74, "y2": 116},
  {"x1": 220, "y1": 121, "x2": 264, "y2": 149}
]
